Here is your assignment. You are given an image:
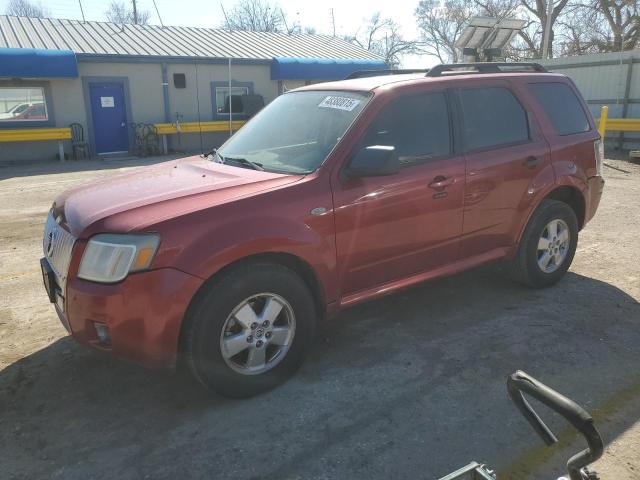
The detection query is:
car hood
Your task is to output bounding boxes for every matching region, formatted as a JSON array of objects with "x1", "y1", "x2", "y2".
[{"x1": 54, "y1": 156, "x2": 303, "y2": 237}]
